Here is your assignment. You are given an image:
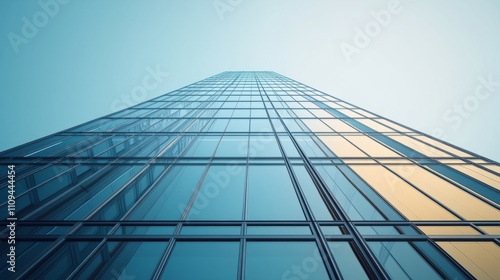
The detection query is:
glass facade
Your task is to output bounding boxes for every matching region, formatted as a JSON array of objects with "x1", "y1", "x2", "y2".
[{"x1": 1, "y1": 71, "x2": 499, "y2": 279}]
